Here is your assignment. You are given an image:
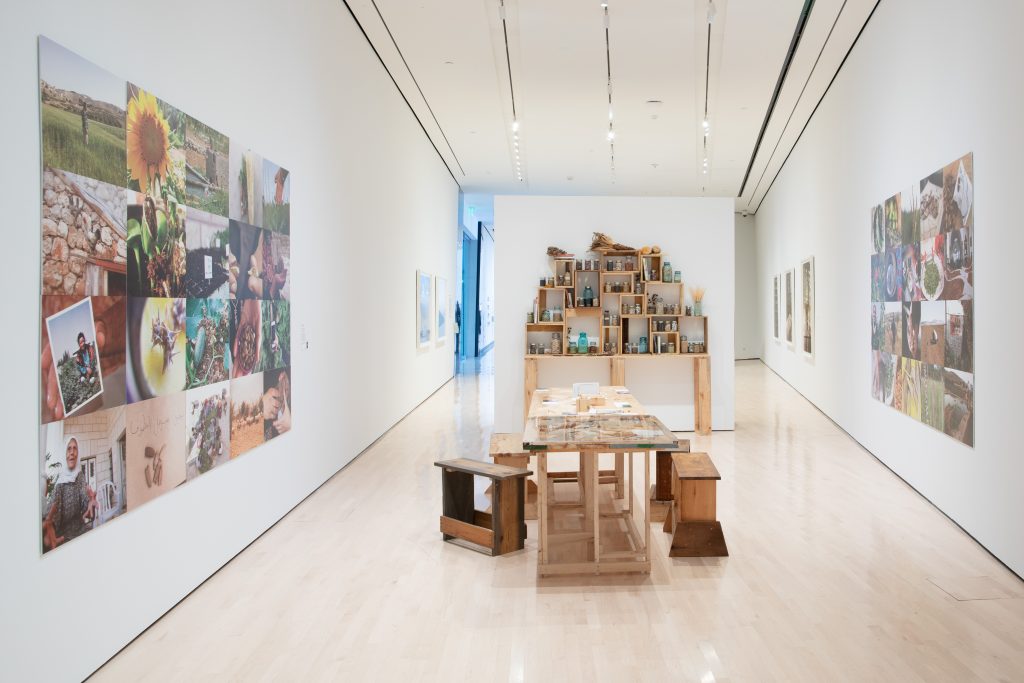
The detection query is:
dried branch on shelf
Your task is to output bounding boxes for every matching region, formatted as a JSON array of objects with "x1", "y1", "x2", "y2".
[
  {"x1": 690, "y1": 286, "x2": 706, "y2": 303},
  {"x1": 590, "y1": 232, "x2": 635, "y2": 252},
  {"x1": 547, "y1": 246, "x2": 572, "y2": 257}
]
